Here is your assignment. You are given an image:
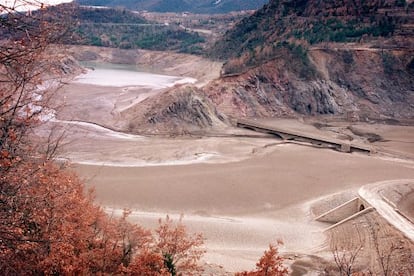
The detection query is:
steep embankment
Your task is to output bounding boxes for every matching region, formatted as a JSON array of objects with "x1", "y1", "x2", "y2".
[
  {"x1": 120, "y1": 45, "x2": 413, "y2": 134},
  {"x1": 64, "y1": 46, "x2": 226, "y2": 135},
  {"x1": 211, "y1": 0, "x2": 414, "y2": 60},
  {"x1": 67, "y1": 0, "x2": 414, "y2": 134},
  {"x1": 121, "y1": 86, "x2": 227, "y2": 135},
  {"x1": 66, "y1": 45, "x2": 222, "y2": 83},
  {"x1": 205, "y1": 0, "x2": 414, "y2": 121},
  {"x1": 205, "y1": 46, "x2": 414, "y2": 120}
]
